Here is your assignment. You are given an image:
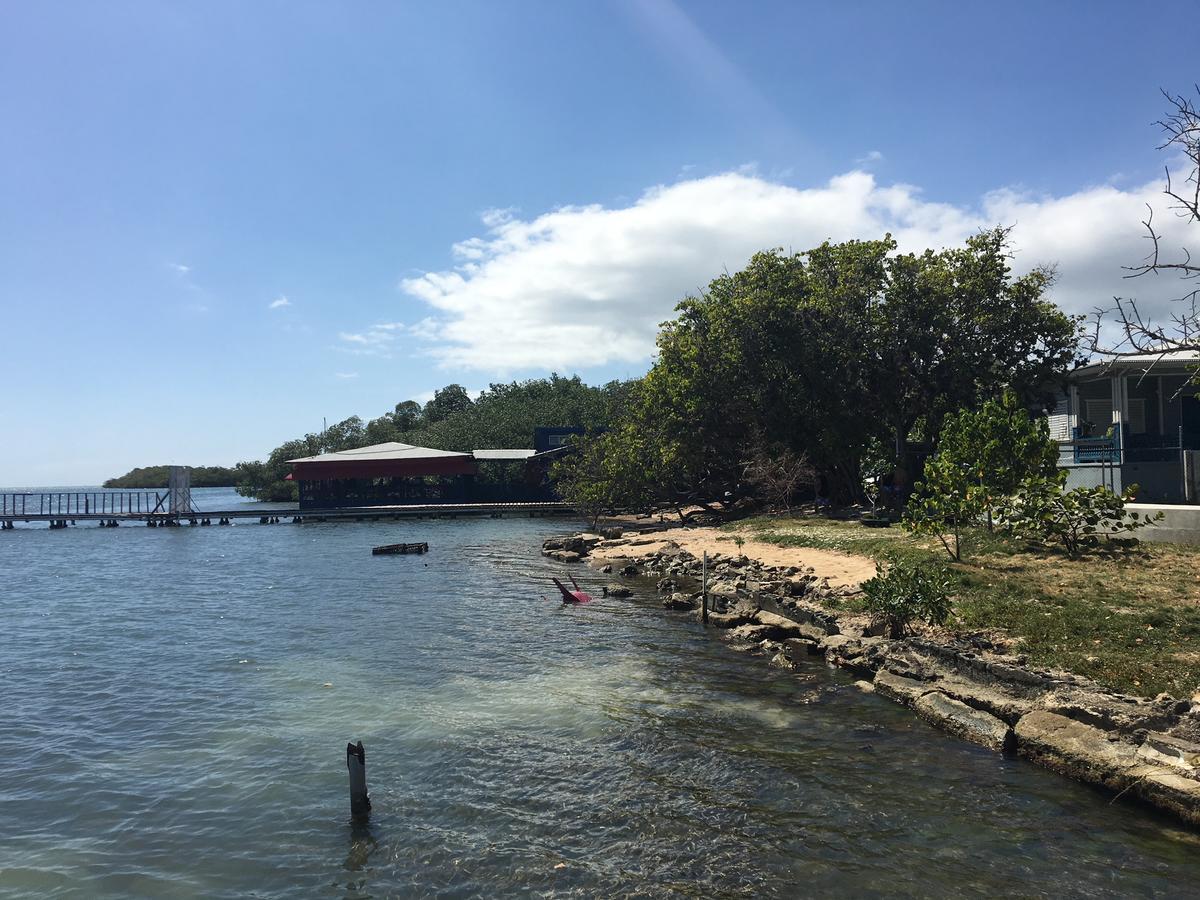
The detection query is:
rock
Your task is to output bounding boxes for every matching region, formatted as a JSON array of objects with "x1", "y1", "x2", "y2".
[
  {"x1": 599, "y1": 526, "x2": 623, "y2": 540},
  {"x1": 656, "y1": 577, "x2": 678, "y2": 594},
  {"x1": 874, "y1": 670, "x2": 934, "y2": 707},
  {"x1": 600, "y1": 564, "x2": 612, "y2": 574},
  {"x1": 1015, "y1": 711, "x2": 1200, "y2": 825},
  {"x1": 619, "y1": 565, "x2": 638, "y2": 578},
  {"x1": 542, "y1": 538, "x2": 565, "y2": 551},
  {"x1": 785, "y1": 576, "x2": 814, "y2": 597},
  {"x1": 727, "y1": 623, "x2": 776, "y2": 643},
  {"x1": 931, "y1": 674, "x2": 1038, "y2": 726},
  {"x1": 603, "y1": 584, "x2": 633, "y2": 598},
  {"x1": 784, "y1": 637, "x2": 821, "y2": 659},
  {"x1": 707, "y1": 581, "x2": 740, "y2": 601},
  {"x1": 854, "y1": 680, "x2": 875, "y2": 694},
  {"x1": 707, "y1": 610, "x2": 753, "y2": 629},
  {"x1": 914, "y1": 692, "x2": 1015, "y2": 753},
  {"x1": 769, "y1": 651, "x2": 794, "y2": 670},
  {"x1": 551, "y1": 550, "x2": 581, "y2": 563},
  {"x1": 662, "y1": 592, "x2": 698, "y2": 611},
  {"x1": 752, "y1": 610, "x2": 808, "y2": 639},
  {"x1": 1039, "y1": 687, "x2": 1183, "y2": 737},
  {"x1": 1137, "y1": 732, "x2": 1200, "y2": 774}
]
